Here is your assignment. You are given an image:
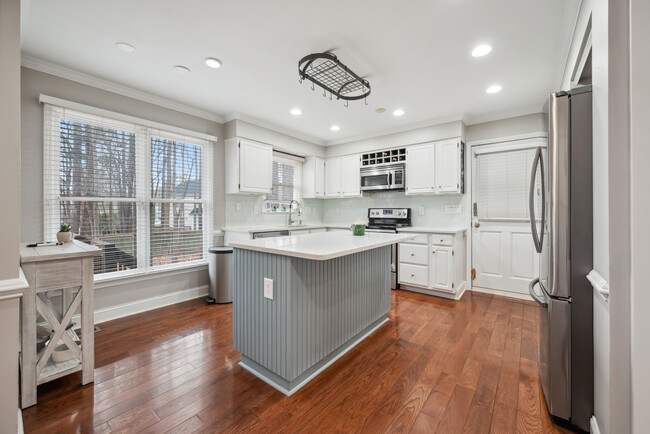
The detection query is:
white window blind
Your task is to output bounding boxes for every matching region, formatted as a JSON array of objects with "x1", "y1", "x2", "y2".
[
  {"x1": 43, "y1": 104, "x2": 213, "y2": 279},
  {"x1": 264, "y1": 155, "x2": 303, "y2": 213},
  {"x1": 475, "y1": 147, "x2": 542, "y2": 221}
]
